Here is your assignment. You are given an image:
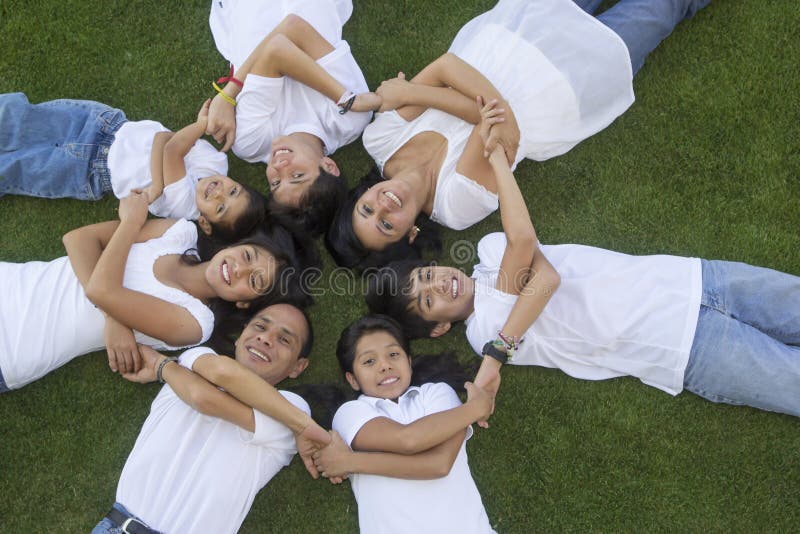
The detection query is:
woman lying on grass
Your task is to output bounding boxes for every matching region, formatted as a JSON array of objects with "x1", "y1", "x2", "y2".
[
  {"x1": 366, "y1": 99, "x2": 800, "y2": 418},
  {"x1": 93, "y1": 303, "x2": 331, "y2": 534},
  {"x1": 0, "y1": 193, "x2": 308, "y2": 392},
  {"x1": 326, "y1": 0, "x2": 711, "y2": 269},
  {"x1": 0, "y1": 95, "x2": 267, "y2": 243},
  {"x1": 312, "y1": 315, "x2": 496, "y2": 534}
]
